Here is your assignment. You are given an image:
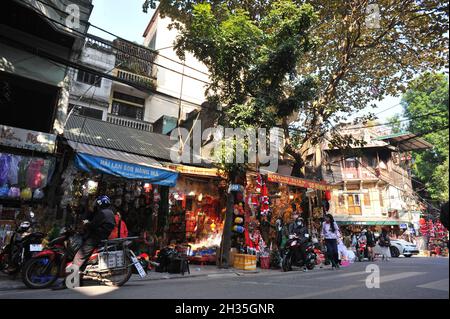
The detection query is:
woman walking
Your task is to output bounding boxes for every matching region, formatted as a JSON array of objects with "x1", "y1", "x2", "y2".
[
  {"x1": 378, "y1": 228, "x2": 391, "y2": 261},
  {"x1": 321, "y1": 214, "x2": 341, "y2": 270}
]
